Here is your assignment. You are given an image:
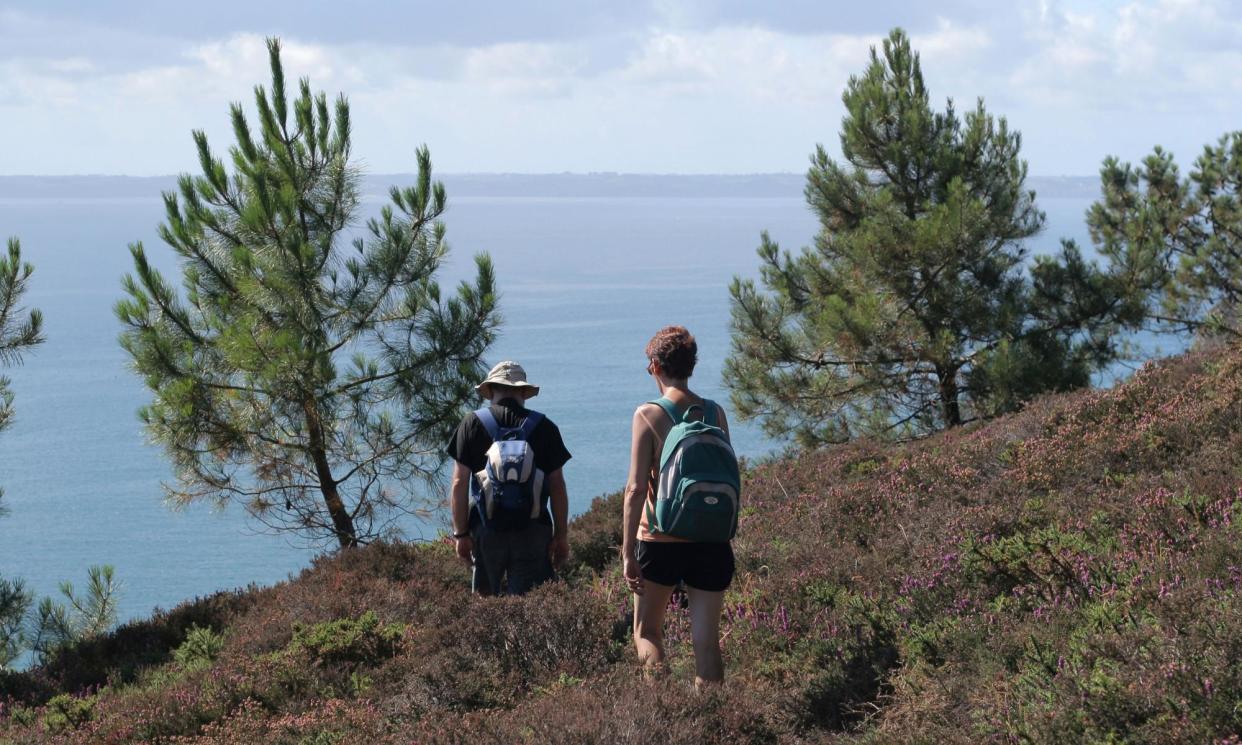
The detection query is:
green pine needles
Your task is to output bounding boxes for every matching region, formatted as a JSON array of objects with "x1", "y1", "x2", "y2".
[
  {"x1": 1, "y1": 236, "x2": 43, "y2": 669},
  {"x1": 116, "y1": 38, "x2": 499, "y2": 548},
  {"x1": 0, "y1": 237, "x2": 44, "y2": 447},
  {"x1": 1089, "y1": 133, "x2": 1242, "y2": 338},
  {"x1": 27, "y1": 565, "x2": 120, "y2": 663},
  {"x1": 0, "y1": 565, "x2": 119, "y2": 670},
  {"x1": 727, "y1": 29, "x2": 1133, "y2": 447},
  {"x1": 0, "y1": 576, "x2": 31, "y2": 669}
]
